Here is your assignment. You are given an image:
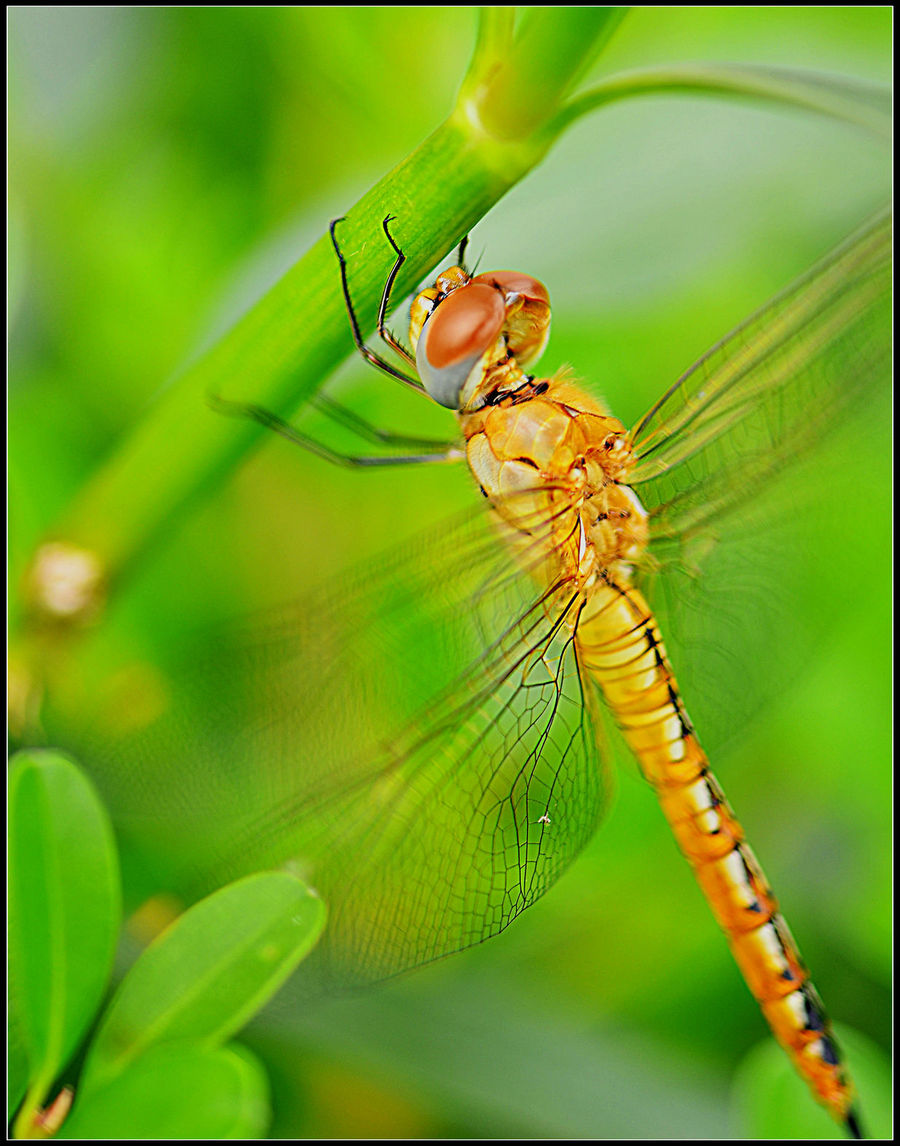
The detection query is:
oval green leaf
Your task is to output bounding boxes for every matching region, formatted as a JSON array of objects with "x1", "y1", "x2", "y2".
[
  {"x1": 731, "y1": 1024, "x2": 892, "y2": 1139},
  {"x1": 57, "y1": 1042, "x2": 270, "y2": 1139},
  {"x1": 80, "y1": 870, "x2": 325, "y2": 1095},
  {"x1": 8, "y1": 750, "x2": 121, "y2": 1102},
  {"x1": 7, "y1": 980, "x2": 29, "y2": 1119}
]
